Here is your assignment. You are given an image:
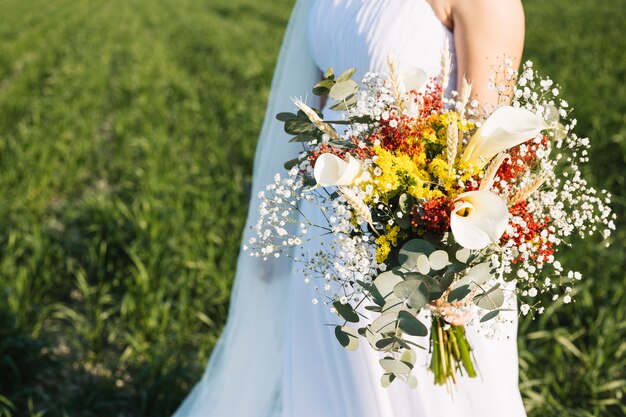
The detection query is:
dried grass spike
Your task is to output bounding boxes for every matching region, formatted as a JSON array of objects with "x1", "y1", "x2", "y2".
[
  {"x1": 509, "y1": 174, "x2": 548, "y2": 206},
  {"x1": 446, "y1": 114, "x2": 459, "y2": 174},
  {"x1": 337, "y1": 186, "x2": 377, "y2": 233},
  {"x1": 479, "y1": 153, "x2": 509, "y2": 191},
  {"x1": 440, "y1": 40, "x2": 452, "y2": 91},
  {"x1": 292, "y1": 98, "x2": 340, "y2": 140},
  {"x1": 458, "y1": 76, "x2": 473, "y2": 119},
  {"x1": 387, "y1": 55, "x2": 404, "y2": 108}
]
